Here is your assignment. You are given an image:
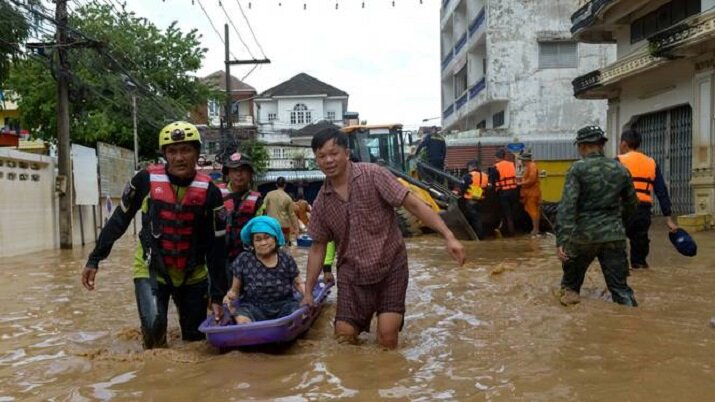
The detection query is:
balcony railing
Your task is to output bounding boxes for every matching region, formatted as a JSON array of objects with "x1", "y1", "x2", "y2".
[
  {"x1": 469, "y1": 8, "x2": 486, "y2": 37},
  {"x1": 468, "y1": 77, "x2": 486, "y2": 99},
  {"x1": 443, "y1": 104, "x2": 454, "y2": 119},
  {"x1": 454, "y1": 33, "x2": 468, "y2": 55},
  {"x1": 441, "y1": 49, "x2": 454, "y2": 71},
  {"x1": 267, "y1": 158, "x2": 315, "y2": 170},
  {"x1": 455, "y1": 93, "x2": 468, "y2": 110},
  {"x1": 572, "y1": 70, "x2": 602, "y2": 96},
  {"x1": 230, "y1": 115, "x2": 255, "y2": 126},
  {"x1": 571, "y1": 0, "x2": 614, "y2": 34}
]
